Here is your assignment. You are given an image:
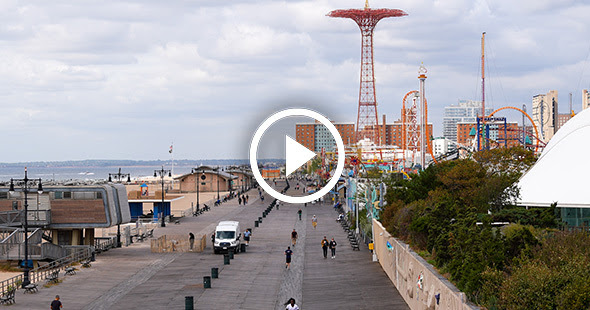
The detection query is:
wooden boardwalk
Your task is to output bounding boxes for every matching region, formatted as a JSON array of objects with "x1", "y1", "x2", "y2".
[{"x1": 6, "y1": 180, "x2": 408, "y2": 310}]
